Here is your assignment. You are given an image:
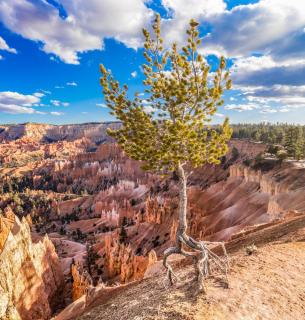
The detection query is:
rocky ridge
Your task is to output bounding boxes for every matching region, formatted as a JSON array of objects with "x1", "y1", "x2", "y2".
[{"x1": 0, "y1": 122, "x2": 120, "y2": 143}]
